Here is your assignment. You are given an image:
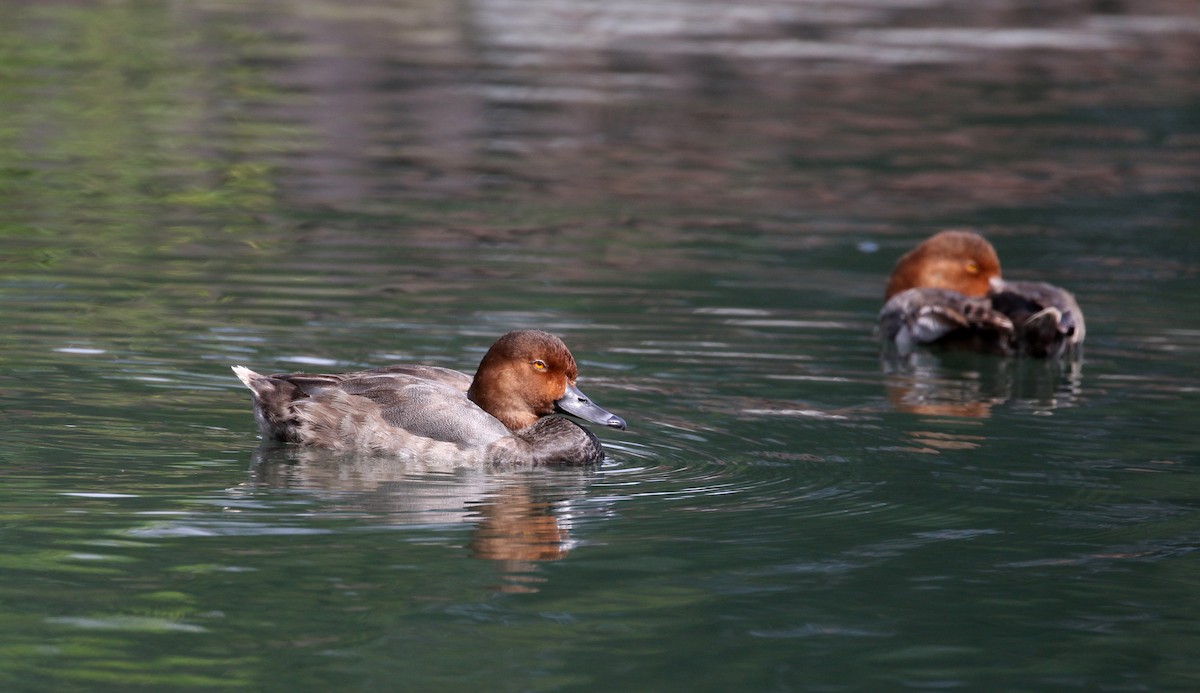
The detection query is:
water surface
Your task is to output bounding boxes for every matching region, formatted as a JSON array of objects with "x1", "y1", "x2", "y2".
[{"x1": 2, "y1": 0, "x2": 1199, "y2": 690}]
